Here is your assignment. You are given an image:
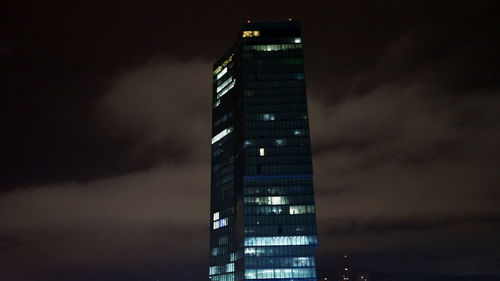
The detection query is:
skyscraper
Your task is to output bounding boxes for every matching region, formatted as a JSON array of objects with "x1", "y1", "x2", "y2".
[{"x1": 209, "y1": 21, "x2": 318, "y2": 281}]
